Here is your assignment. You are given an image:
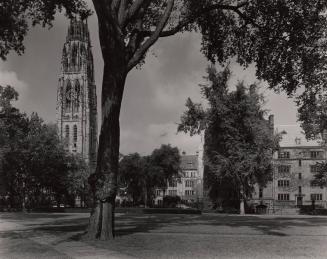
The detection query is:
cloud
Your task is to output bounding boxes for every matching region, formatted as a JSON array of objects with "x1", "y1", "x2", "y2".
[
  {"x1": 120, "y1": 122, "x2": 201, "y2": 156},
  {"x1": 0, "y1": 68, "x2": 28, "y2": 109}
]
